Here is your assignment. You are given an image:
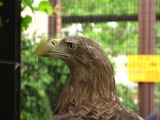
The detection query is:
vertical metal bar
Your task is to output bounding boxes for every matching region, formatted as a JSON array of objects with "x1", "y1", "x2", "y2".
[{"x1": 138, "y1": 0, "x2": 156, "y2": 118}]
